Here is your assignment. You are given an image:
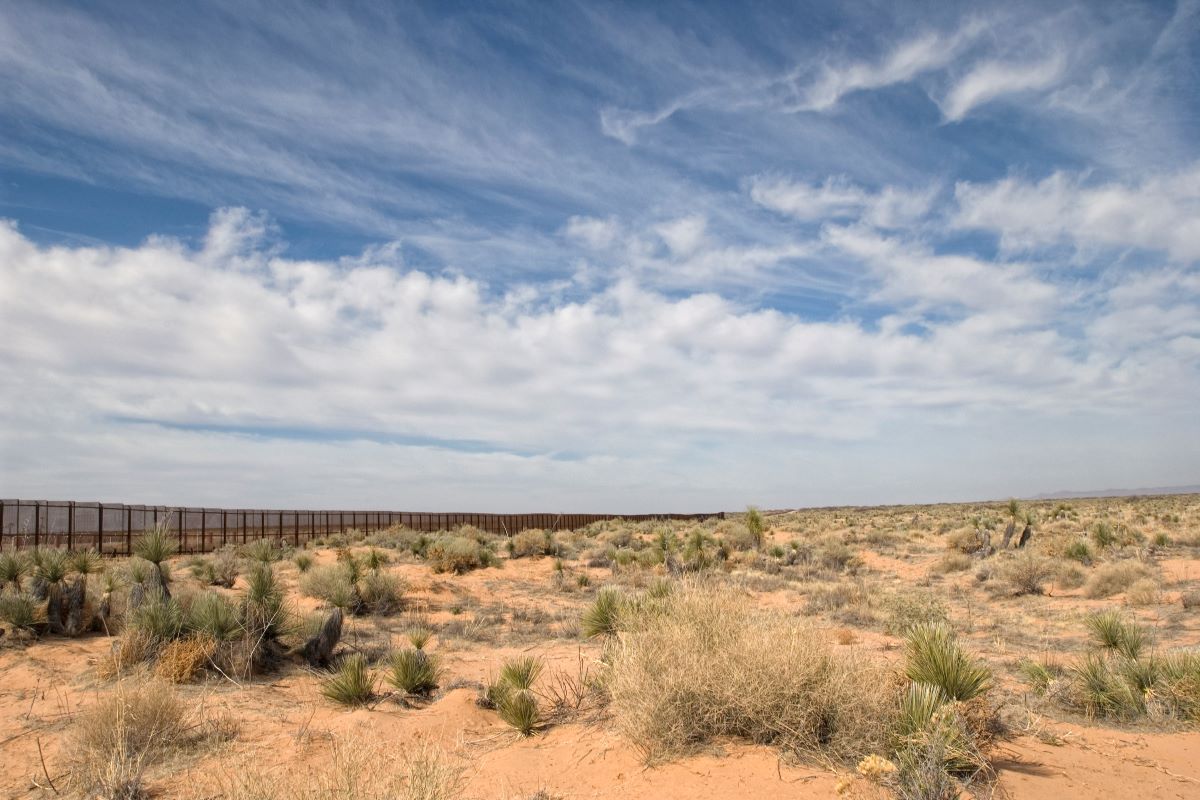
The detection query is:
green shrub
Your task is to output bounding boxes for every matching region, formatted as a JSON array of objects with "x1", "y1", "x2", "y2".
[
  {"x1": 511, "y1": 529, "x2": 551, "y2": 558},
  {"x1": 242, "y1": 538, "x2": 284, "y2": 563},
  {"x1": 496, "y1": 689, "x2": 541, "y2": 736},
  {"x1": 293, "y1": 552, "x2": 314, "y2": 573},
  {"x1": 0, "y1": 550, "x2": 28, "y2": 590},
  {"x1": 499, "y1": 655, "x2": 543, "y2": 692},
  {"x1": 1091, "y1": 521, "x2": 1117, "y2": 549},
  {"x1": 1018, "y1": 658, "x2": 1061, "y2": 695},
  {"x1": 128, "y1": 593, "x2": 184, "y2": 643},
  {"x1": 300, "y1": 563, "x2": 359, "y2": 609},
  {"x1": 904, "y1": 623, "x2": 991, "y2": 702},
  {"x1": 1067, "y1": 652, "x2": 1142, "y2": 719},
  {"x1": 1064, "y1": 540, "x2": 1093, "y2": 564},
  {"x1": 321, "y1": 654, "x2": 375, "y2": 706},
  {"x1": 745, "y1": 506, "x2": 765, "y2": 550}
]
